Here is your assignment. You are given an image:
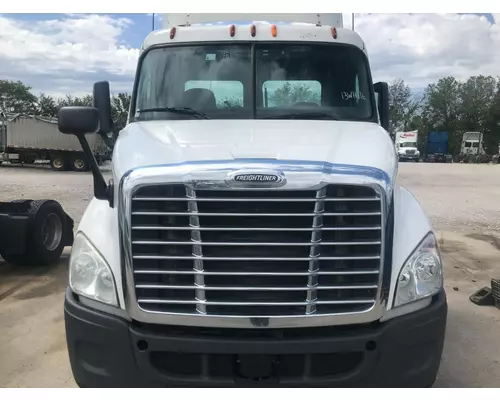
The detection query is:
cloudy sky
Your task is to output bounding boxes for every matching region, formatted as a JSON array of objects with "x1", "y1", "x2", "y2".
[{"x1": 0, "y1": 13, "x2": 498, "y2": 99}]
